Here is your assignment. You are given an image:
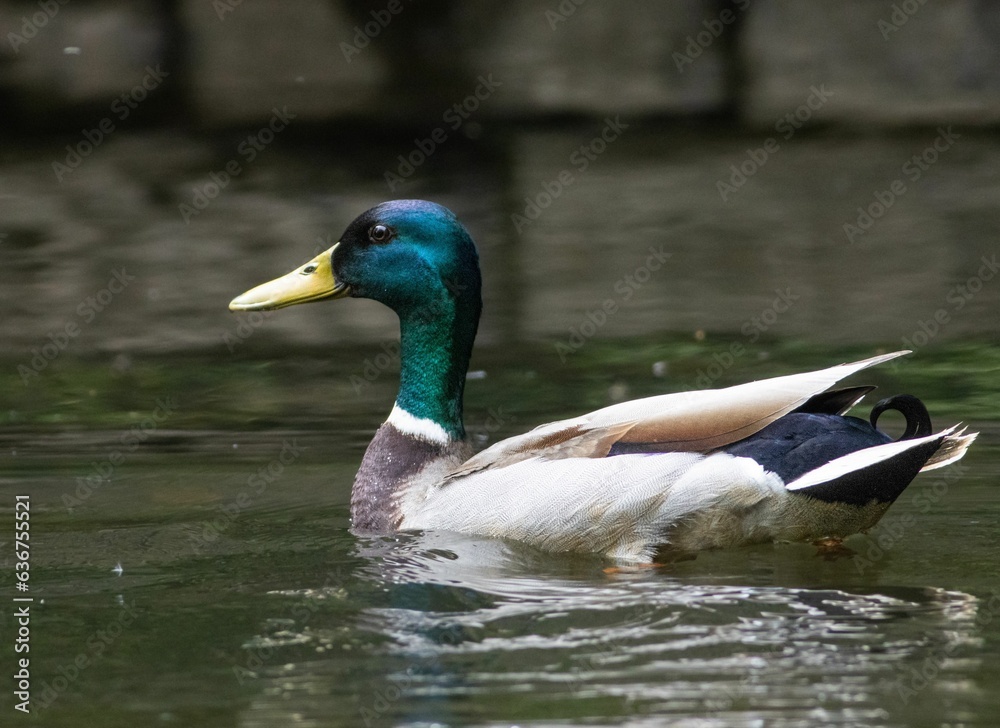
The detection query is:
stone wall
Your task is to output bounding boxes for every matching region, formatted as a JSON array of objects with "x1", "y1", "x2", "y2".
[{"x1": 2, "y1": 1, "x2": 998, "y2": 128}]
